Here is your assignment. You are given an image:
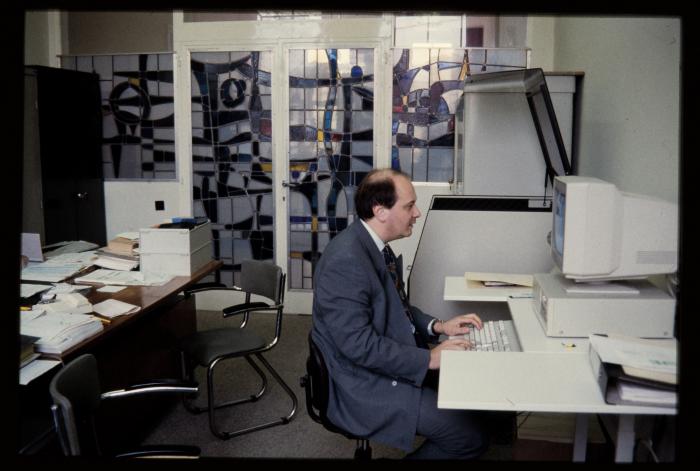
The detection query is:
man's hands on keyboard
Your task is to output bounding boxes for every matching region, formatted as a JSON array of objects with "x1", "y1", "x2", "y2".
[
  {"x1": 433, "y1": 313, "x2": 483, "y2": 336},
  {"x1": 450, "y1": 320, "x2": 514, "y2": 352}
]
